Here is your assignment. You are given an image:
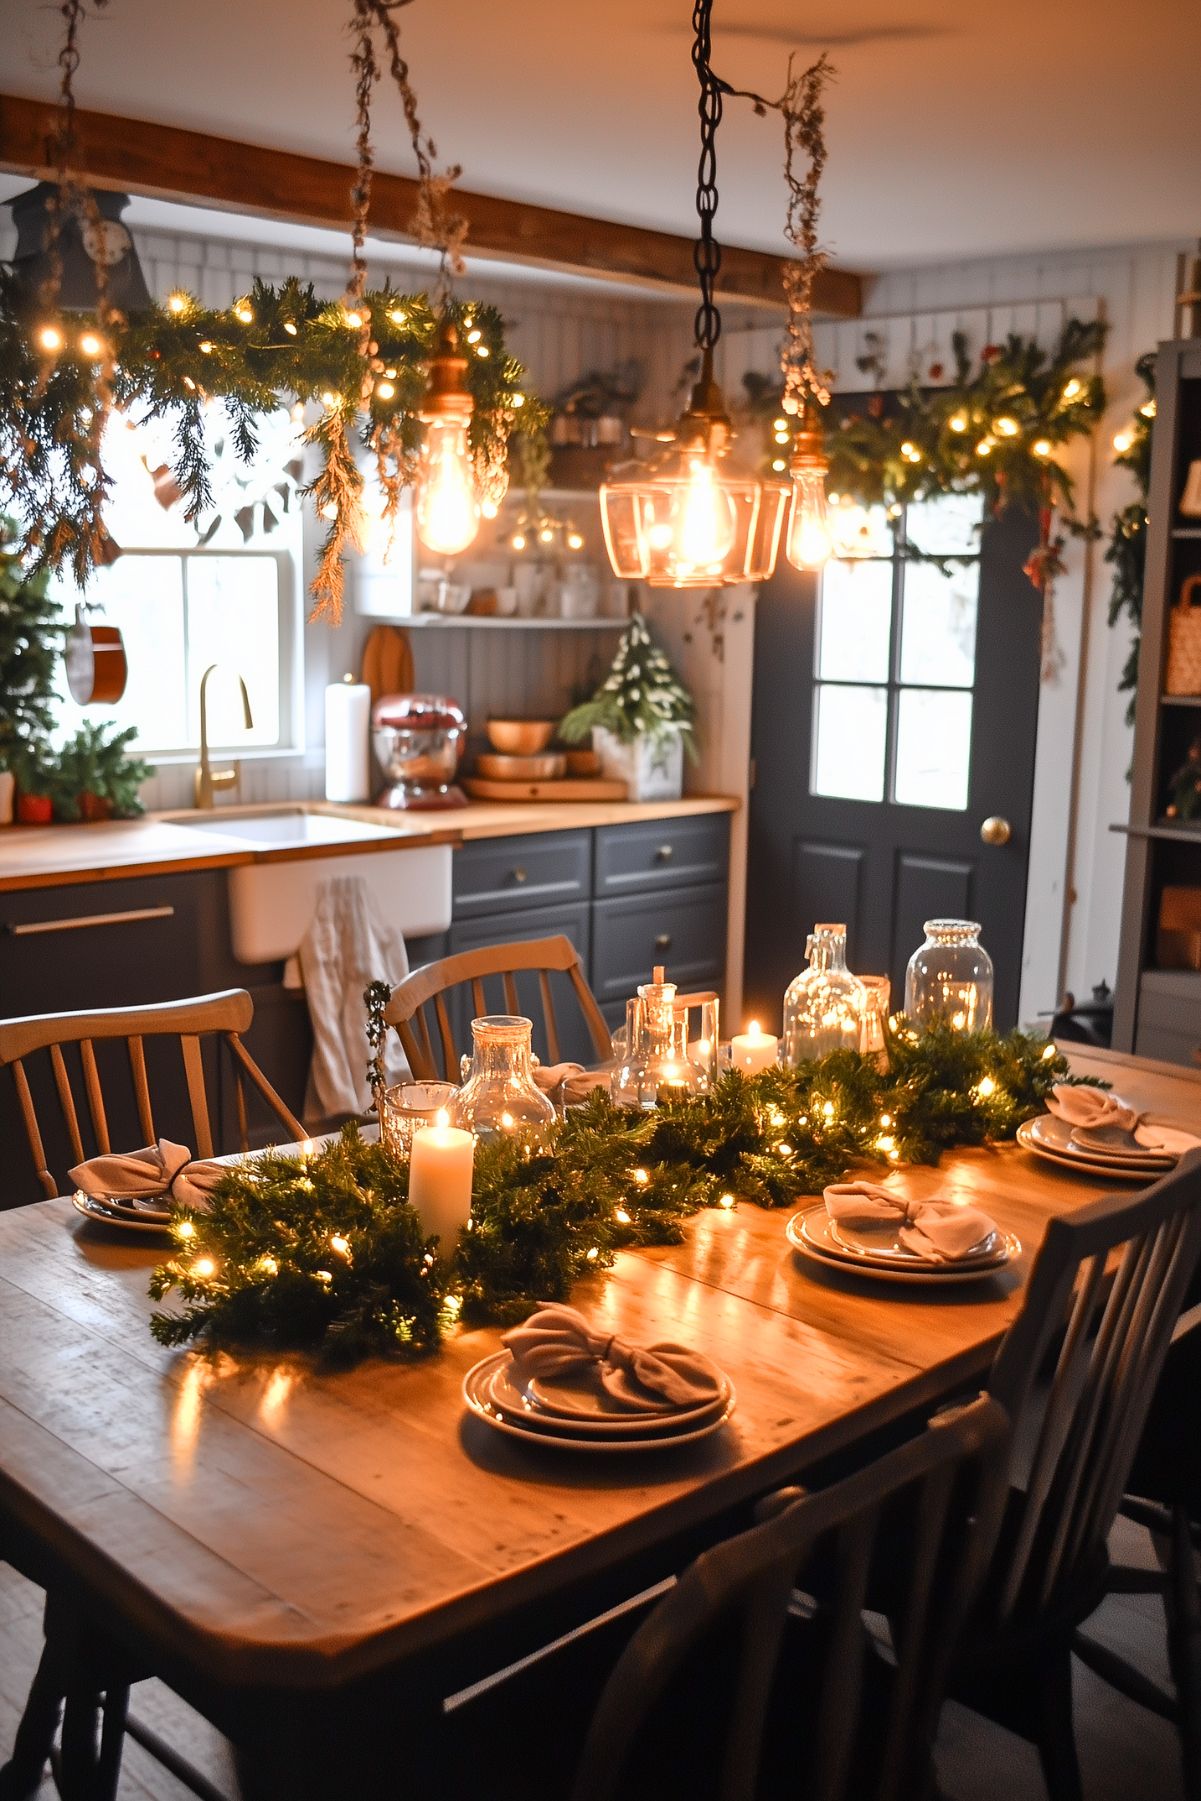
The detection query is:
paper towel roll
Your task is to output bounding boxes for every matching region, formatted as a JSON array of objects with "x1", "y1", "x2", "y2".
[{"x1": 324, "y1": 677, "x2": 371, "y2": 803}]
